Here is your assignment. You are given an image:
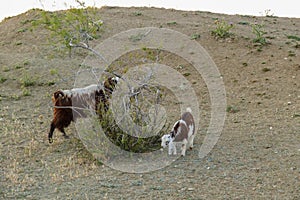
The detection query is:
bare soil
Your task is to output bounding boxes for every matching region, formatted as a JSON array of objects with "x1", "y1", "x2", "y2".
[{"x1": 0, "y1": 6, "x2": 299, "y2": 199}]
